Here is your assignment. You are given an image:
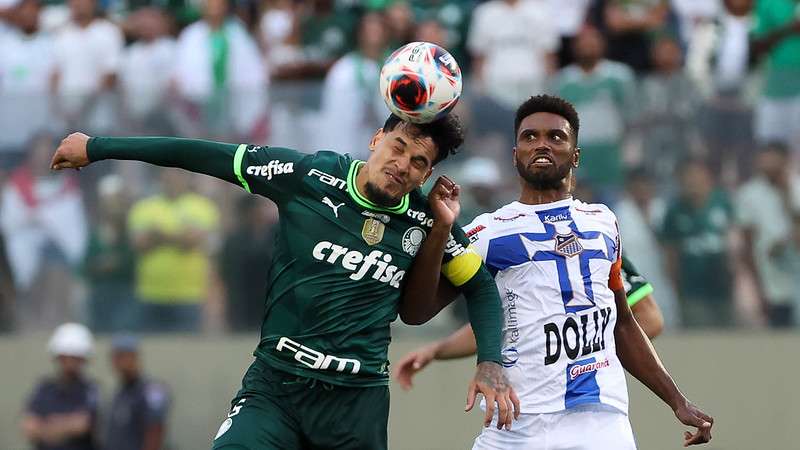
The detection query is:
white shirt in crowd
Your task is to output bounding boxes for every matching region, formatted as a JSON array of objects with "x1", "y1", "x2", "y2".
[
  {"x1": 736, "y1": 175, "x2": 800, "y2": 305},
  {"x1": 467, "y1": 0, "x2": 559, "y2": 109},
  {"x1": 53, "y1": 18, "x2": 123, "y2": 112},
  {"x1": 119, "y1": 37, "x2": 176, "y2": 119},
  {"x1": 0, "y1": 28, "x2": 55, "y2": 148}
]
